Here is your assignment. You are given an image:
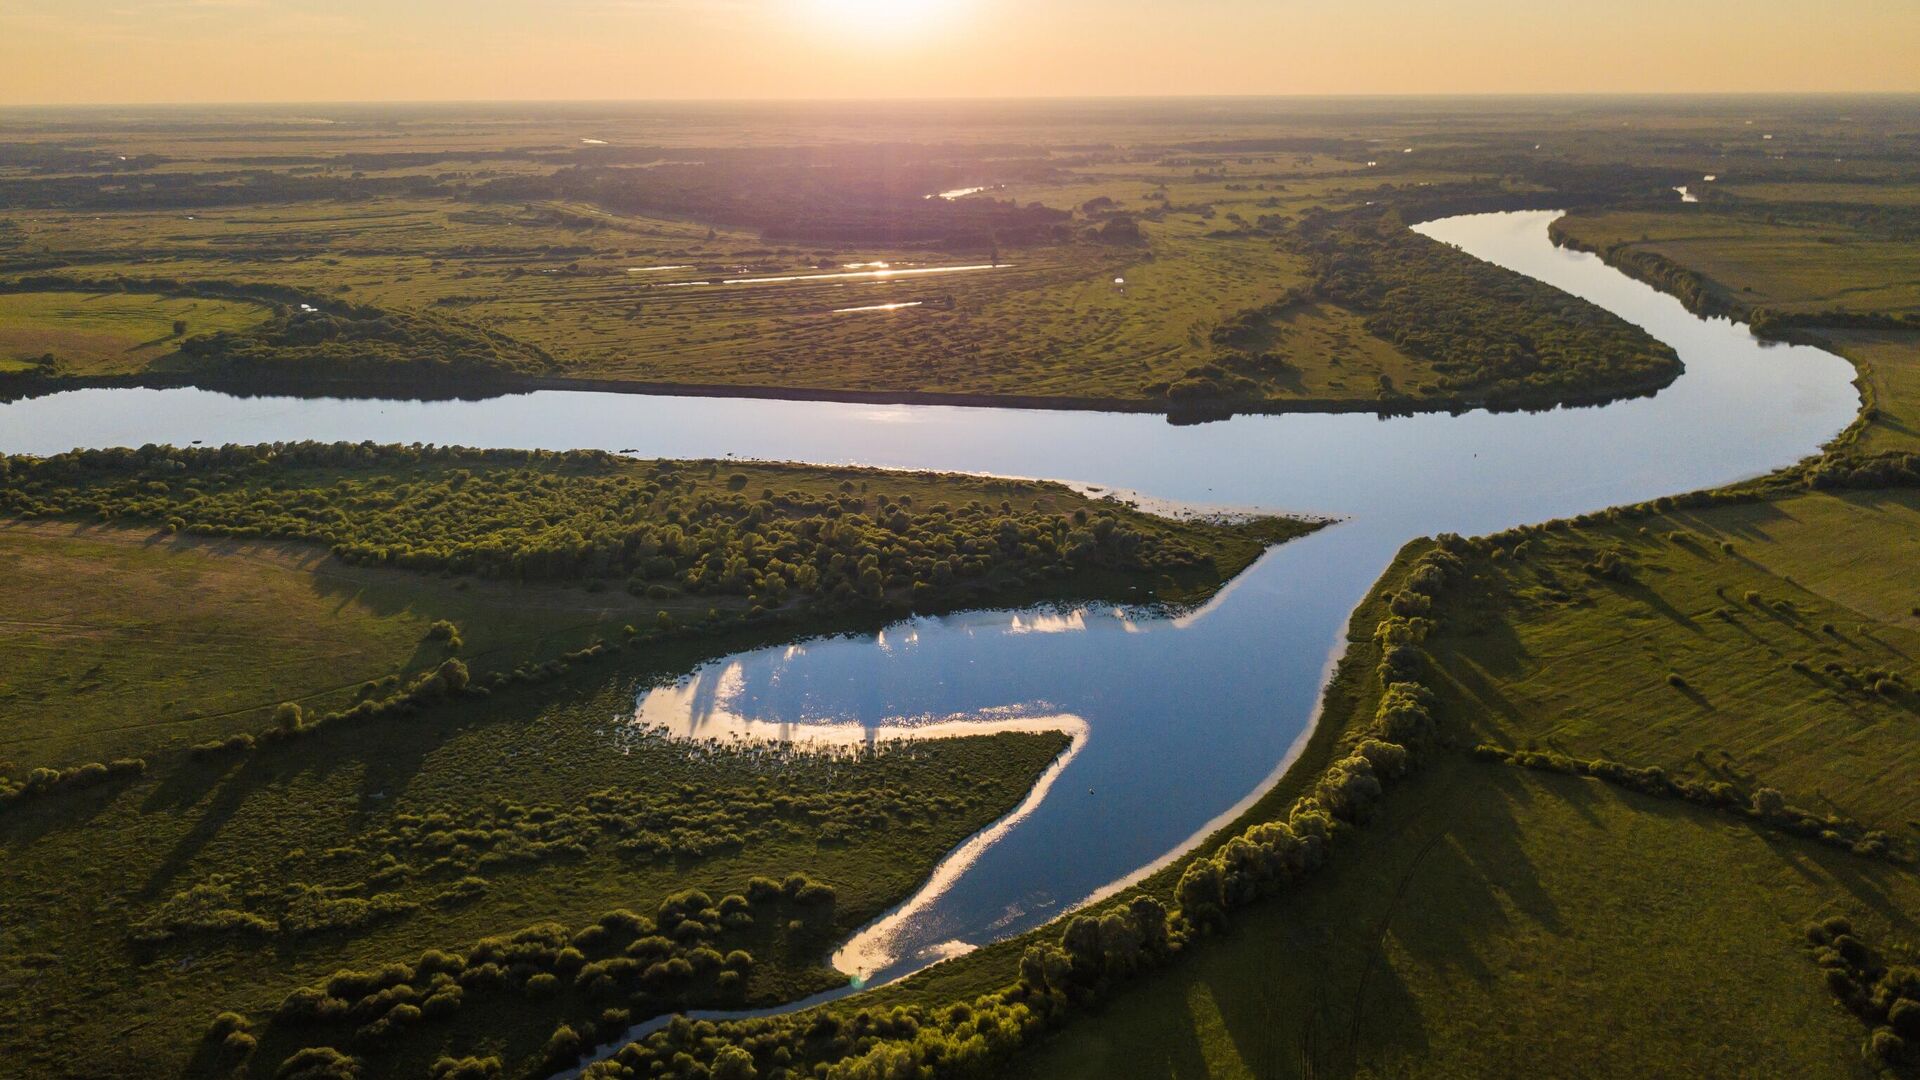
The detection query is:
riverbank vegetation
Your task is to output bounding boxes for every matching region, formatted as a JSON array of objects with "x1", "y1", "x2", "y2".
[{"x1": 0, "y1": 444, "x2": 1293, "y2": 619}]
